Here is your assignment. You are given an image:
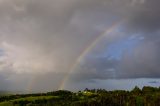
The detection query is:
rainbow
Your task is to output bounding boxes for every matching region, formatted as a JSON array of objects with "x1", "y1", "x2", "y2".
[
  {"x1": 59, "y1": 19, "x2": 125, "y2": 90},
  {"x1": 26, "y1": 19, "x2": 125, "y2": 92}
]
